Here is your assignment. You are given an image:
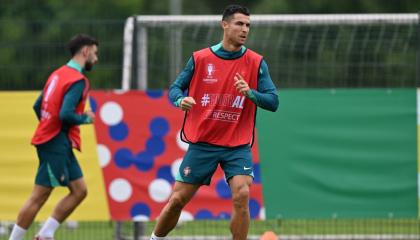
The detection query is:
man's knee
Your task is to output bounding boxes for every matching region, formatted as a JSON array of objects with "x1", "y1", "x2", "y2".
[
  {"x1": 232, "y1": 186, "x2": 250, "y2": 209},
  {"x1": 30, "y1": 187, "x2": 52, "y2": 206},
  {"x1": 168, "y1": 194, "x2": 189, "y2": 211},
  {"x1": 68, "y1": 179, "x2": 88, "y2": 201},
  {"x1": 71, "y1": 186, "x2": 87, "y2": 201}
]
